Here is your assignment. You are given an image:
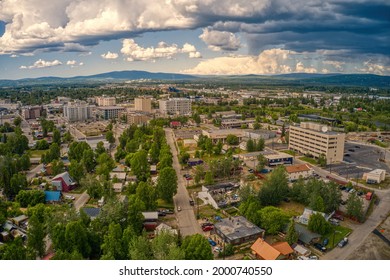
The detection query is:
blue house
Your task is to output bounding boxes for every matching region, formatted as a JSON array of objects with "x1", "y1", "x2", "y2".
[{"x1": 44, "y1": 191, "x2": 61, "y2": 203}]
